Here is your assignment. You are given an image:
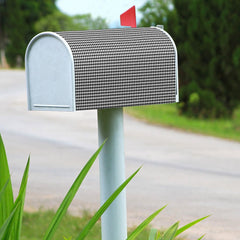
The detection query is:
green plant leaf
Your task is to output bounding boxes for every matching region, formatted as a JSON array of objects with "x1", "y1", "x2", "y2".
[
  {"x1": 155, "y1": 230, "x2": 161, "y2": 240},
  {"x1": 0, "y1": 202, "x2": 20, "y2": 239},
  {"x1": 0, "y1": 134, "x2": 14, "y2": 227},
  {"x1": 12, "y1": 156, "x2": 30, "y2": 240},
  {"x1": 5, "y1": 157, "x2": 30, "y2": 240},
  {"x1": 127, "y1": 206, "x2": 167, "y2": 240},
  {"x1": 159, "y1": 222, "x2": 178, "y2": 240},
  {"x1": 76, "y1": 167, "x2": 141, "y2": 240},
  {"x1": 0, "y1": 180, "x2": 11, "y2": 240},
  {"x1": 148, "y1": 228, "x2": 158, "y2": 240},
  {"x1": 0, "y1": 180, "x2": 10, "y2": 202},
  {"x1": 43, "y1": 141, "x2": 106, "y2": 240},
  {"x1": 63, "y1": 237, "x2": 72, "y2": 240},
  {"x1": 197, "y1": 234, "x2": 205, "y2": 240},
  {"x1": 175, "y1": 215, "x2": 210, "y2": 237}
]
